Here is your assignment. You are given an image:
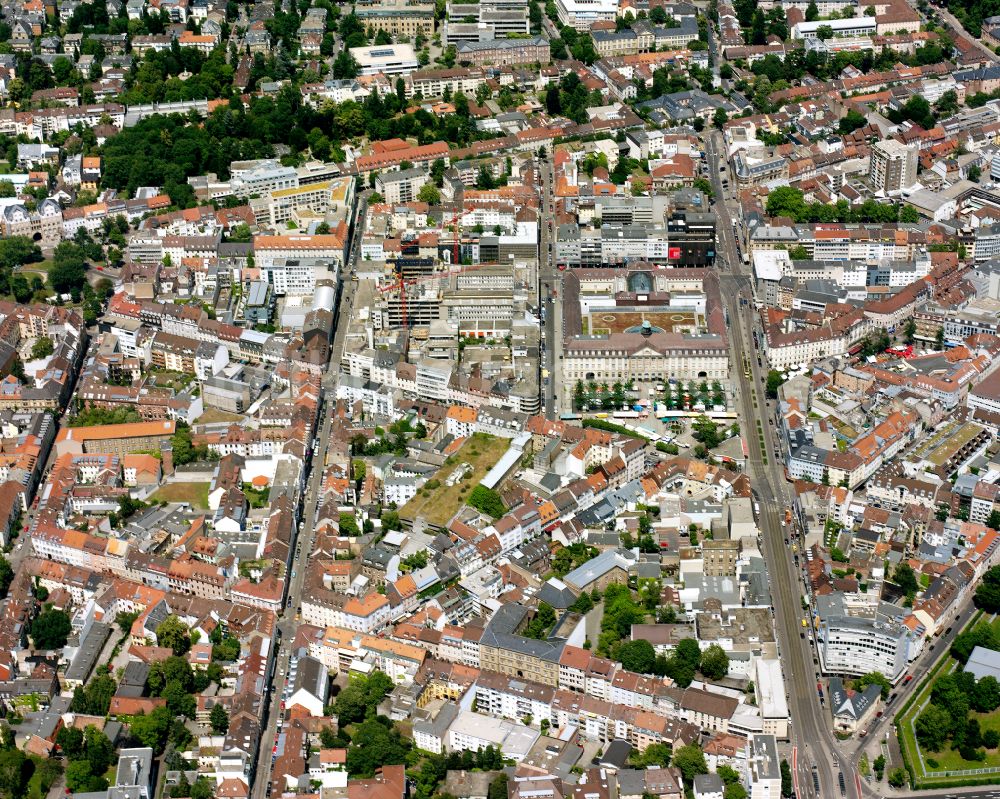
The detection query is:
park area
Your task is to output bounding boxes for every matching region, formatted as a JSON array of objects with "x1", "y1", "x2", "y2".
[
  {"x1": 148, "y1": 481, "x2": 211, "y2": 510},
  {"x1": 399, "y1": 433, "x2": 510, "y2": 528},
  {"x1": 897, "y1": 612, "x2": 1000, "y2": 789}
]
